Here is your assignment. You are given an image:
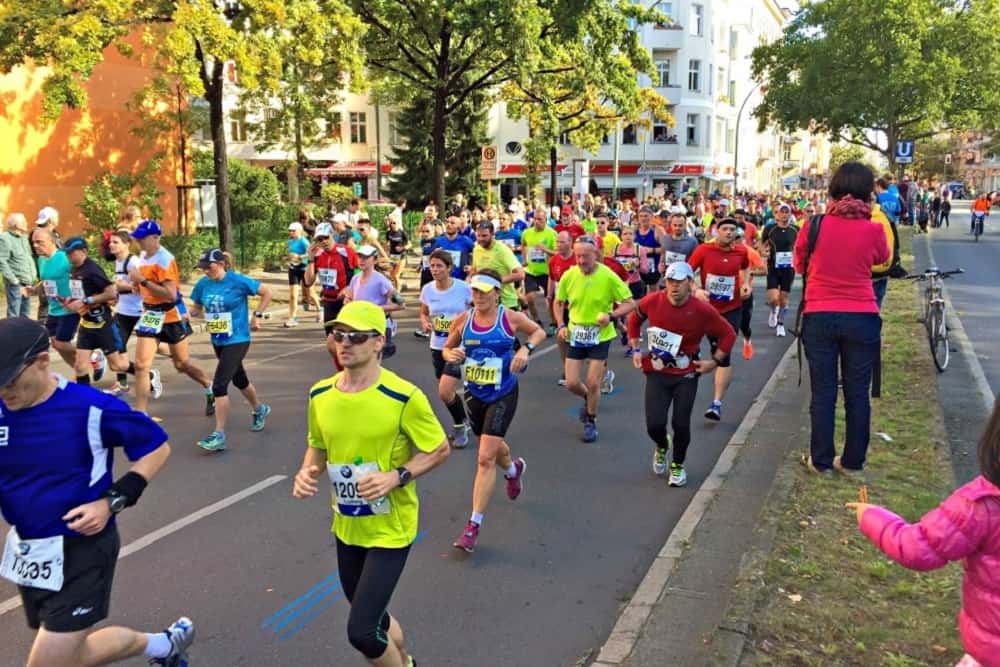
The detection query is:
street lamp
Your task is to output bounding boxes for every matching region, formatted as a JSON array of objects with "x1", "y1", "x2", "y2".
[{"x1": 733, "y1": 82, "x2": 766, "y2": 196}]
